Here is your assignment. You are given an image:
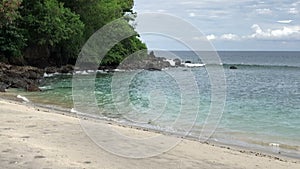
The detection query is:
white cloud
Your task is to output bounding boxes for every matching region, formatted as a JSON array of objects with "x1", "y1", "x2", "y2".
[
  {"x1": 205, "y1": 34, "x2": 240, "y2": 41},
  {"x1": 220, "y1": 34, "x2": 240, "y2": 40},
  {"x1": 291, "y1": 1, "x2": 300, "y2": 7},
  {"x1": 288, "y1": 8, "x2": 299, "y2": 14},
  {"x1": 256, "y1": 8, "x2": 272, "y2": 15},
  {"x1": 205, "y1": 25, "x2": 300, "y2": 42},
  {"x1": 277, "y1": 20, "x2": 293, "y2": 24},
  {"x1": 206, "y1": 34, "x2": 217, "y2": 40},
  {"x1": 189, "y1": 12, "x2": 196, "y2": 17},
  {"x1": 249, "y1": 24, "x2": 300, "y2": 40}
]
